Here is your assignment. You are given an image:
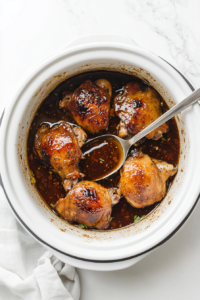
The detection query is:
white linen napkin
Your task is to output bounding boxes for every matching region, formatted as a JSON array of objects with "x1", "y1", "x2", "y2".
[{"x1": 0, "y1": 186, "x2": 80, "y2": 300}]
